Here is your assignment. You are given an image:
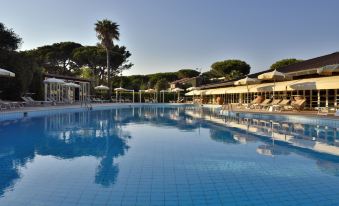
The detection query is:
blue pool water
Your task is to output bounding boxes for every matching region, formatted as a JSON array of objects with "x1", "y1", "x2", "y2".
[{"x1": 0, "y1": 105, "x2": 338, "y2": 206}]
